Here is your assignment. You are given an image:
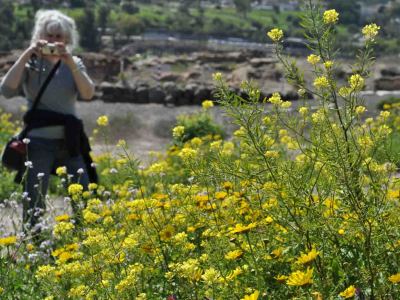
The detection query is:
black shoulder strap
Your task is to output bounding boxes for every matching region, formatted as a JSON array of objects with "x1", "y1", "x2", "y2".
[{"x1": 30, "y1": 60, "x2": 61, "y2": 112}]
